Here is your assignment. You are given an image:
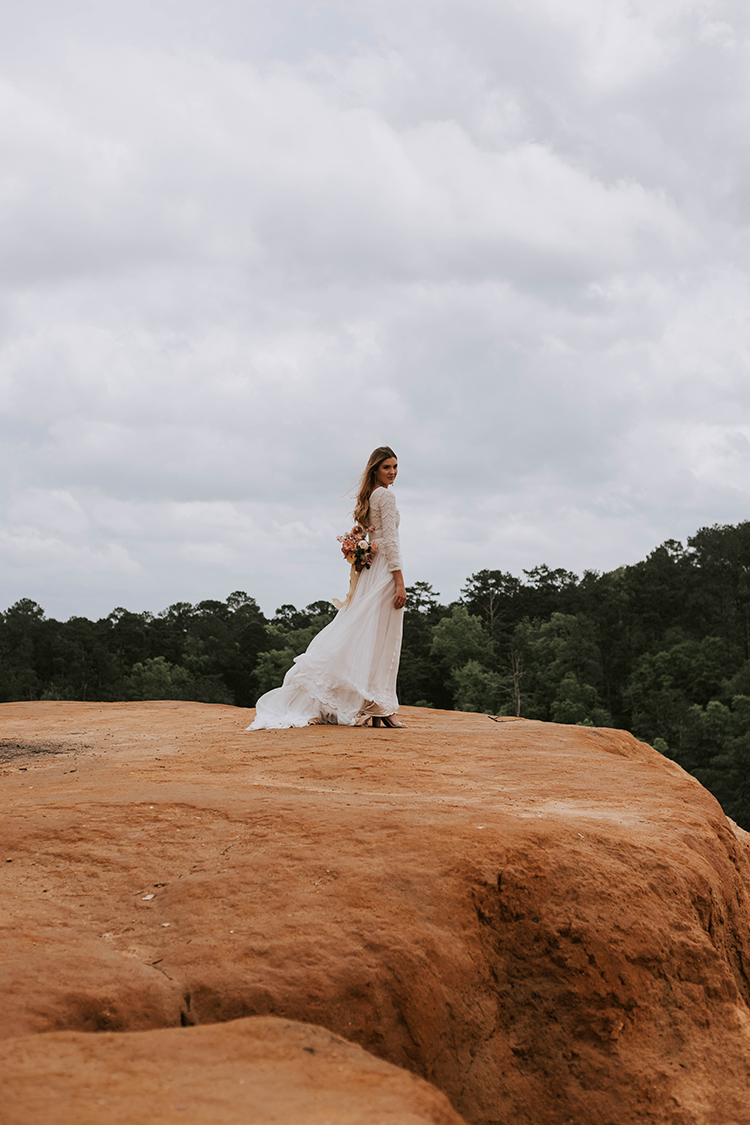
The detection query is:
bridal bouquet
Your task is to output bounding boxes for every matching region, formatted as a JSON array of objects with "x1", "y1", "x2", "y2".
[{"x1": 337, "y1": 524, "x2": 378, "y2": 572}]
